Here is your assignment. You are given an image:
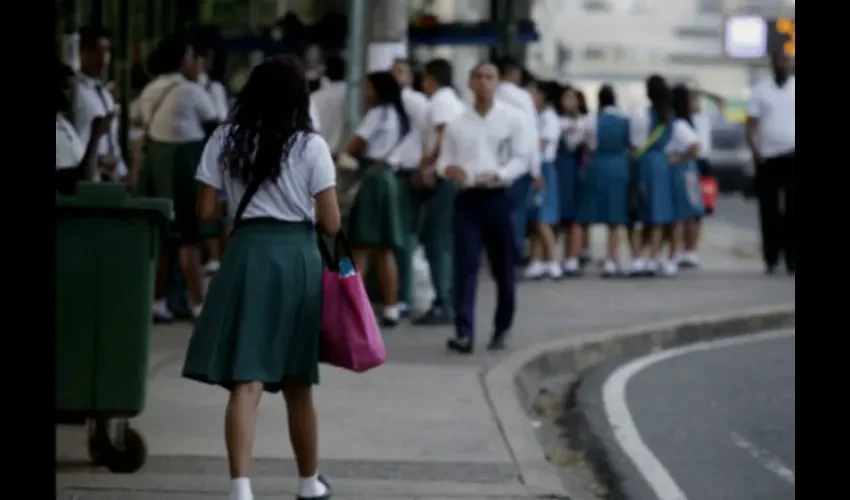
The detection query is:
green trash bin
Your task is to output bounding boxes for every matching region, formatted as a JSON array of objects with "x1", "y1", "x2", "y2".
[{"x1": 56, "y1": 182, "x2": 171, "y2": 473}]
